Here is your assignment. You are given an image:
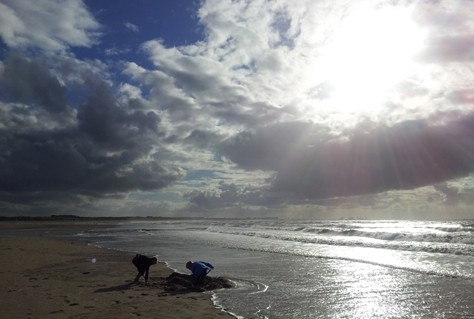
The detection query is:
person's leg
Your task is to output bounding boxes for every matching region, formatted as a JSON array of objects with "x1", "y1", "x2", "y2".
[
  {"x1": 134, "y1": 268, "x2": 145, "y2": 282},
  {"x1": 132, "y1": 255, "x2": 140, "y2": 282},
  {"x1": 195, "y1": 272, "x2": 207, "y2": 285},
  {"x1": 134, "y1": 272, "x2": 141, "y2": 282}
]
